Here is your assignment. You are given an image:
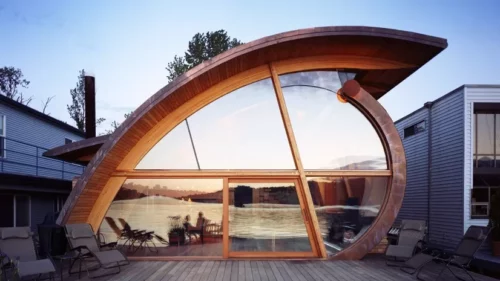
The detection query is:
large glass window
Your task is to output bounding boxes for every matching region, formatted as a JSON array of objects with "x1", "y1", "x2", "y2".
[
  {"x1": 137, "y1": 78, "x2": 295, "y2": 170},
  {"x1": 136, "y1": 122, "x2": 199, "y2": 169},
  {"x1": 307, "y1": 177, "x2": 387, "y2": 256},
  {"x1": 99, "y1": 179, "x2": 223, "y2": 257},
  {"x1": 472, "y1": 112, "x2": 500, "y2": 218},
  {"x1": 229, "y1": 181, "x2": 312, "y2": 252},
  {"x1": 280, "y1": 71, "x2": 387, "y2": 170}
]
